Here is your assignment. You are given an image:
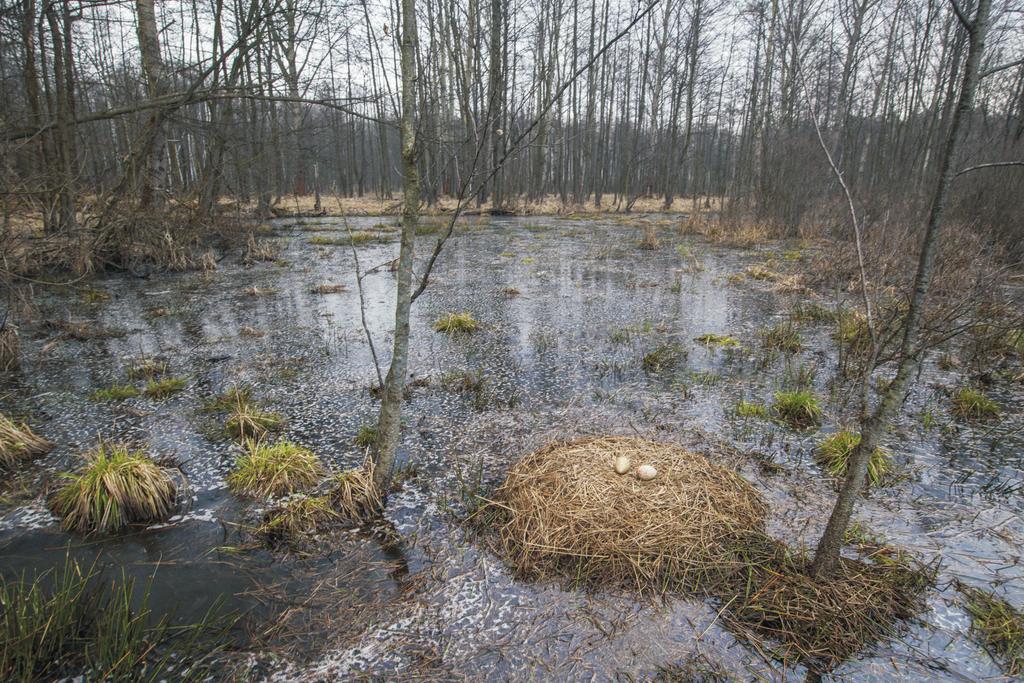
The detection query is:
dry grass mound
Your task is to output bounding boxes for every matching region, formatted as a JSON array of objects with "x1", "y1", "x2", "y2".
[
  {"x1": 485, "y1": 436, "x2": 768, "y2": 592},
  {"x1": 725, "y1": 539, "x2": 932, "y2": 669}
]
